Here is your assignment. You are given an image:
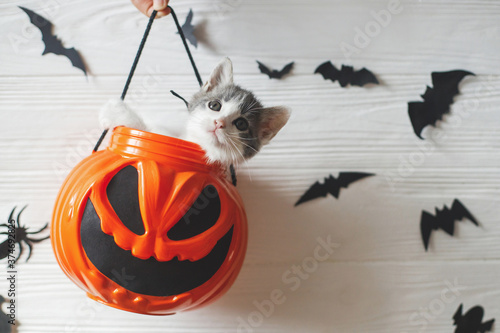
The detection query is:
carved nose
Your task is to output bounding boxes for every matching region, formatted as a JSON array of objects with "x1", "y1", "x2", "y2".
[{"x1": 214, "y1": 119, "x2": 225, "y2": 129}]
